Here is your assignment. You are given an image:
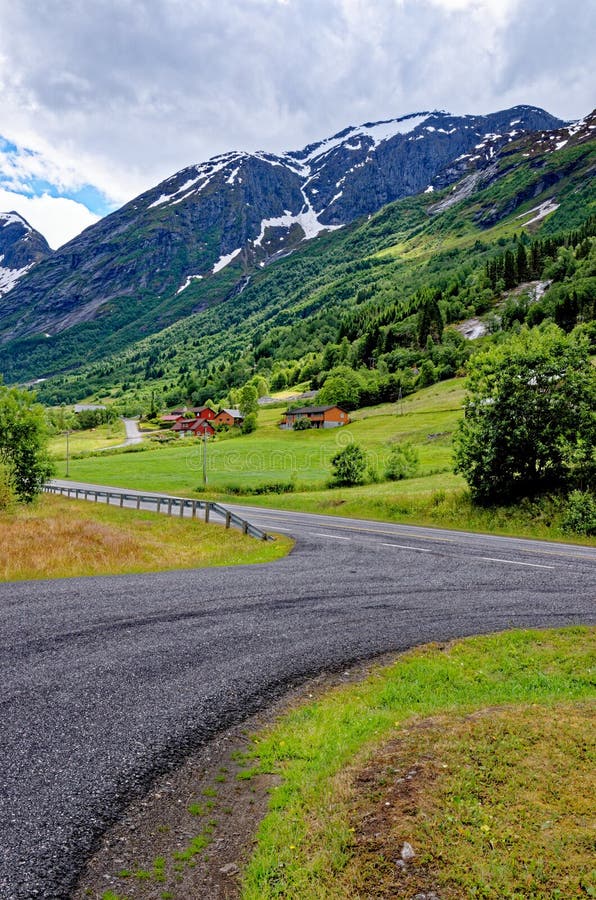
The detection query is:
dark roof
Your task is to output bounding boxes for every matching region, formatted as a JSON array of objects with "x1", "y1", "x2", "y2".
[{"x1": 285, "y1": 405, "x2": 345, "y2": 415}]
